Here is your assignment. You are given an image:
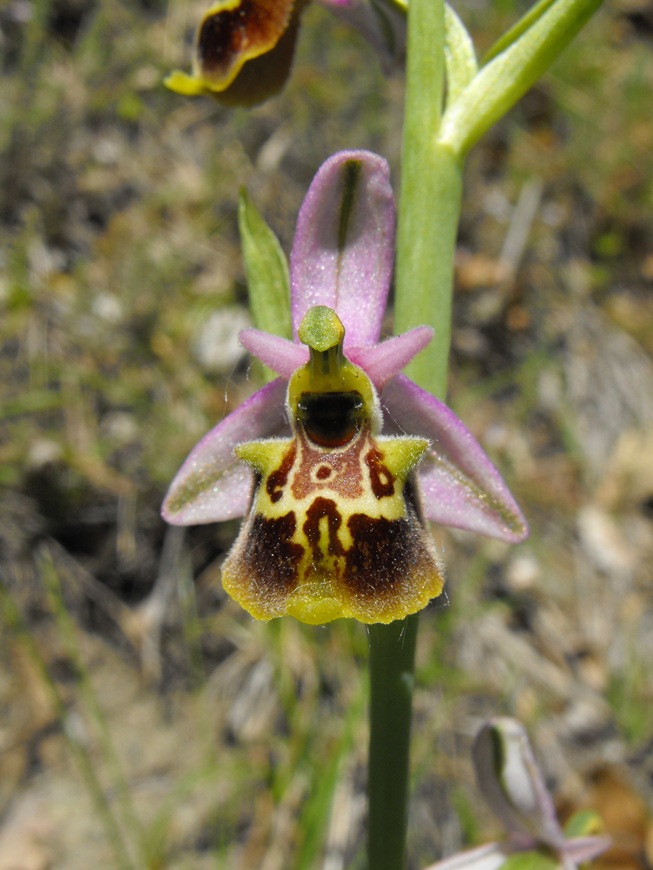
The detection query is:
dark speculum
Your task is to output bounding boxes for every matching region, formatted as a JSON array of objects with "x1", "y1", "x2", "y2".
[
  {"x1": 297, "y1": 391, "x2": 364, "y2": 448},
  {"x1": 198, "y1": 1, "x2": 268, "y2": 74}
]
